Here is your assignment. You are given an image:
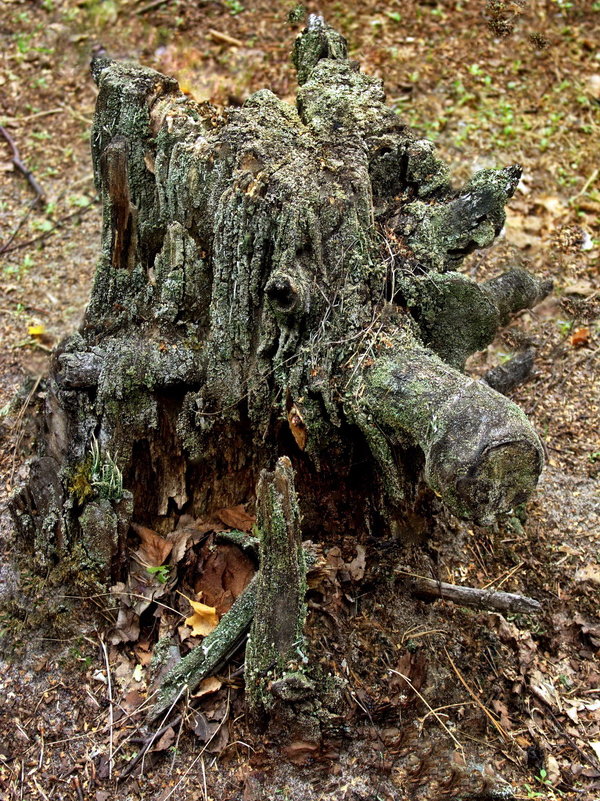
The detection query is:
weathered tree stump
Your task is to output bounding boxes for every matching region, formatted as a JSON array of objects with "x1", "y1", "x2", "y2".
[{"x1": 11, "y1": 18, "x2": 549, "y2": 604}]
